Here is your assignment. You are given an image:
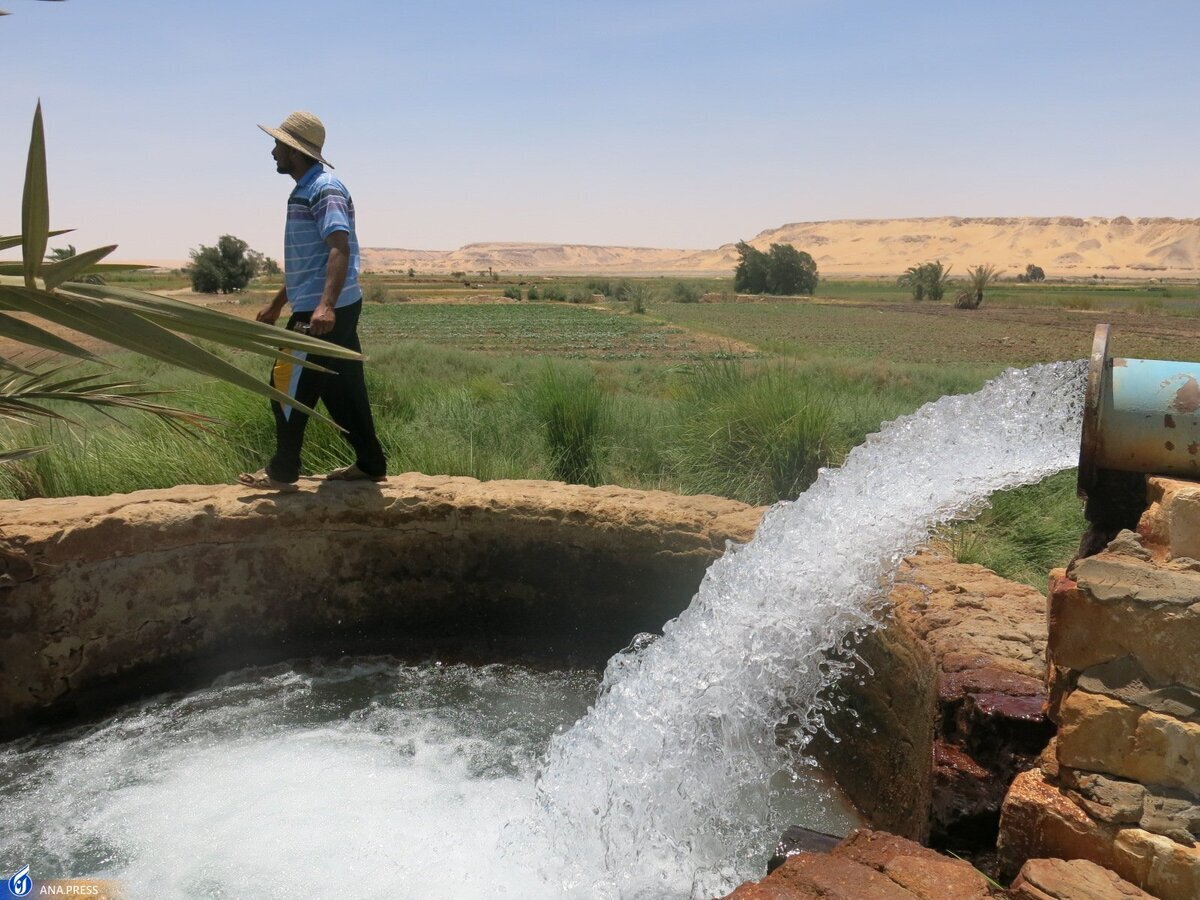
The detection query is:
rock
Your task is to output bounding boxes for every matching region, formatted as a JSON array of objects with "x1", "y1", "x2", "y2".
[
  {"x1": 932, "y1": 740, "x2": 996, "y2": 830},
  {"x1": 0, "y1": 476, "x2": 763, "y2": 733},
  {"x1": 726, "y1": 881, "x2": 815, "y2": 900},
  {"x1": 815, "y1": 552, "x2": 1056, "y2": 847},
  {"x1": 767, "y1": 825, "x2": 842, "y2": 874},
  {"x1": 1139, "y1": 476, "x2": 1200, "y2": 560},
  {"x1": 808, "y1": 608, "x2": 936, "y2": 841},
  {"x1": 1010, "y1": 857, "x2": 1154, "y2": 899},
  {"x1": 831, "y1": 829, "x2": 992, "y2": 899},
  {"x1": 890, "y1": 553, "x2": 1049, "y2": 684},
  {"x1": 1057, "y1": 690, "x2": 1200, "y2": 794},
  {"x1": 998, "y1": 768, "x2": 1200, "y2": 900},
  {"x1": 728, "y1": 829, "x2": 992, "y2": 900},
  {"x1": 1073, "y1": 554, "x2": 1200, "y2": 607},
  {"x1": 761, "y1": 853, "x2": 916, "y2": 899},
  {"x1": 1106, "y1": 529, "x2": 1153, "y2": 561},
  {"x1": 1047, "y1": 563, "x2": 1200, "y2": 694},
  {"x1": 1141, "y1": 791, "x2": 1200, "y2": 845},
  {"x1": 1060, "y1": 769, "x2": 1145, "y2": 825},
  {"x1": 1076, "y1": 657, "x2": 1200, "y2": 723}
]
